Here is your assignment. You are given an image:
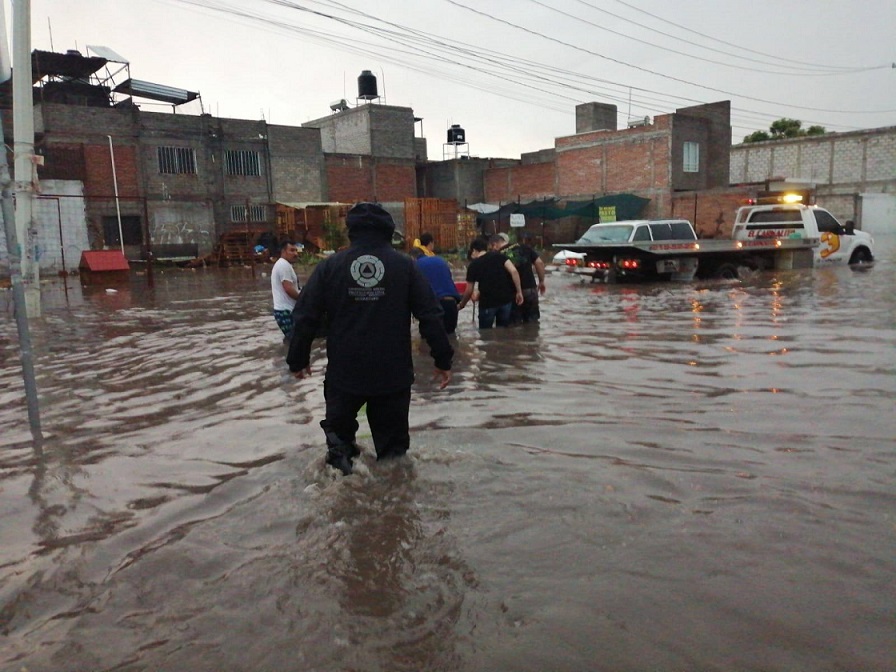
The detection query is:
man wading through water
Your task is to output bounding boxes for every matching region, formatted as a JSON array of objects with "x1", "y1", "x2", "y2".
[{"x1": 286, "y1": 202, "x2": 454, "y2": 475}]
